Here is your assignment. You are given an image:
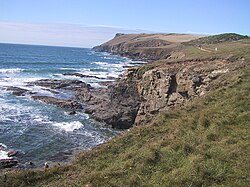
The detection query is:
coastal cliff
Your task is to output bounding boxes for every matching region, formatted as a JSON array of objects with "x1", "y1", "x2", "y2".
[
  {"x1": 5, "y1": 33, "x2": 247, "y2": 130},
  {"x1": 1, "y1": 33, "x2": 249, "y2": 186},
  {"x1": 84, "y1": 33, "x2": 247, "y2": 128},
  {"x1": 75, "y1": 56, "x2": 238, "y2": 129},
  {"x1": 93, "y1": 33, "x2": 202, "y2": 61}
]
